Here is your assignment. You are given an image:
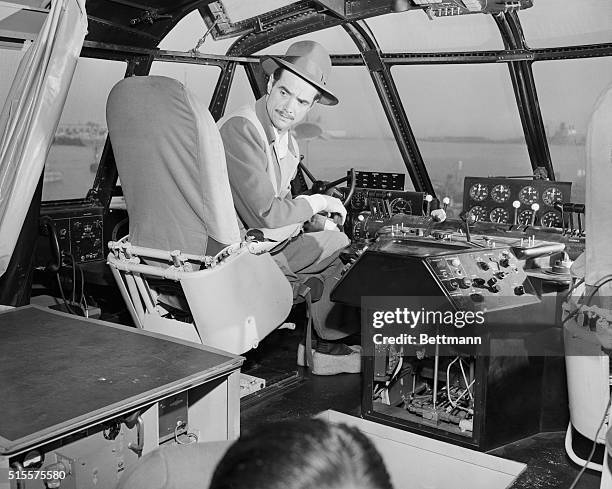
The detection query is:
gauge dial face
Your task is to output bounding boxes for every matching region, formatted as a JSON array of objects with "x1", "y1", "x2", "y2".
[
  {"x1": 518, "y1": 209, "x2": 534, "y2": 226},
  {"x1": 540, "y1": 210, "x2": 563, "y2": 228},
  {"x1": 542, "y1": 187, "x2": 563, "y2": 206},
  {"x1": 490, "y1": 184, "x2": 511, "y2": 203},
  {"x1": 469, "y1": 183, "x2": 489, "y2": 202},
  {"x1": 390, "y1": 198, "x2": 412, "y2": 215},
  {"x1": 489, "y1": 207, "x2": 510, "y2": 223},
  {"x1": 469, "y1": 205, "x2": 488, "y2": 222},
  {"x1": 518, "y1": 186, "x2": 539, "y2": 205}
]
